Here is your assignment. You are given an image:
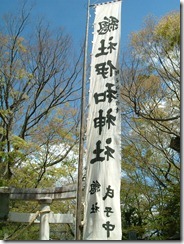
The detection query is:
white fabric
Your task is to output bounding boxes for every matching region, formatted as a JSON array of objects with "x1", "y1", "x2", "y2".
[{"x1": 83, "y1": 1, "x2": 122, "y2": 240}]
